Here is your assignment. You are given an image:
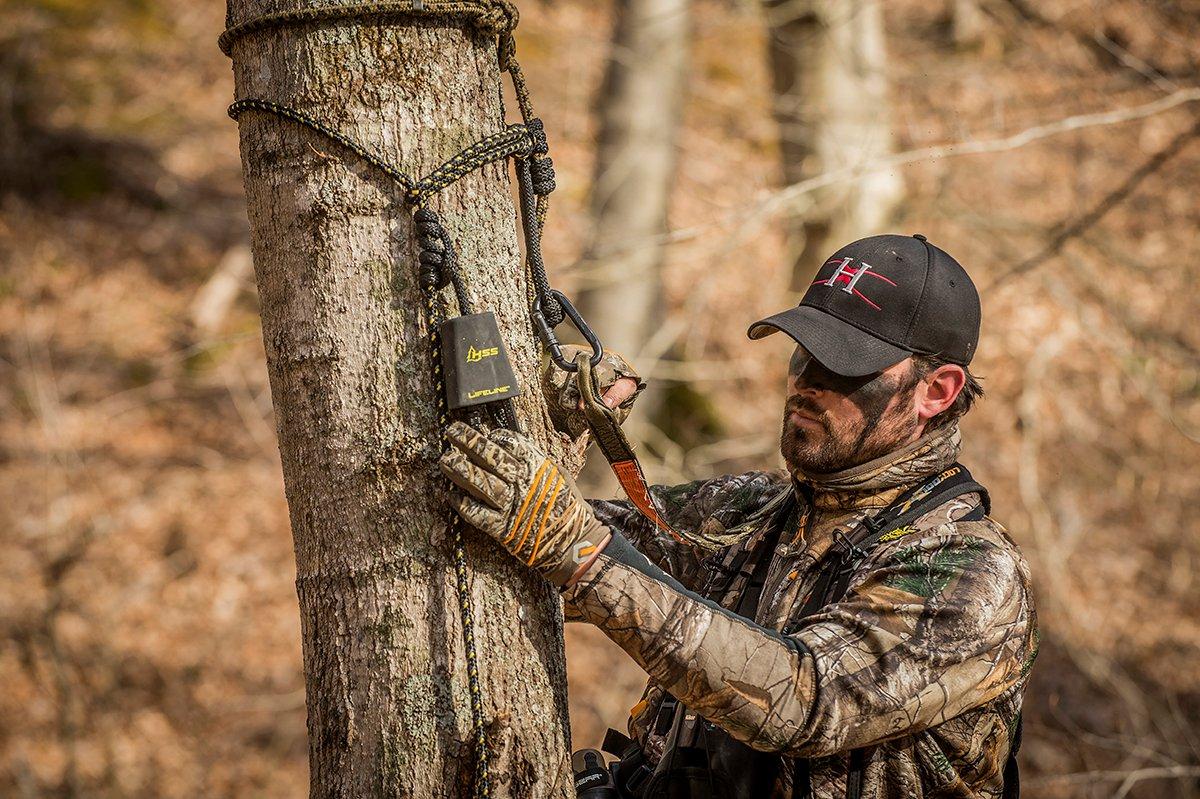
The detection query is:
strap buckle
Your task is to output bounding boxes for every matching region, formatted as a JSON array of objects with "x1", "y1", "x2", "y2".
[{"x1": 531, "y1": 288, "x2": 603, "y2": 372}]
